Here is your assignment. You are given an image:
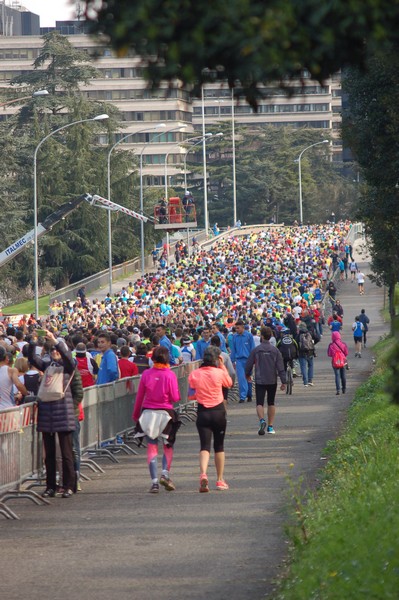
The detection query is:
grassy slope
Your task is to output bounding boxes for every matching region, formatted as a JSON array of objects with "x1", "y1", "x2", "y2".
[
  {"x1": 275, "y1": 337, "x2": 399, "y2": 600},
  {"x1": 2, "y1": 296, "x2": 50, "y2": 316}
]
